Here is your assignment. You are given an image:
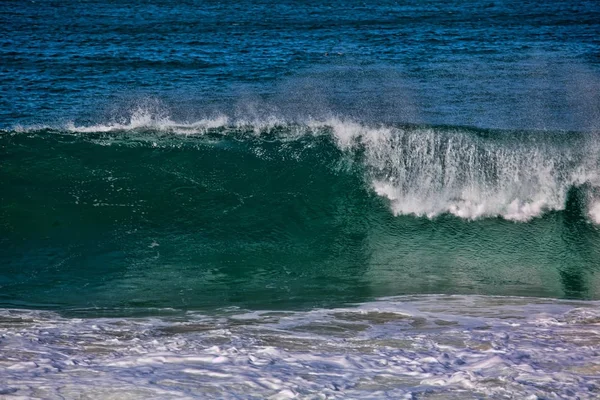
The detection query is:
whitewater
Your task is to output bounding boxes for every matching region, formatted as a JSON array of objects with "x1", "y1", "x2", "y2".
[
  {"x1": 1, "y1": 295, "x2": 599, "y2": 399},
  {"x1": 3, "y1": 0, "x2": 600, "y2": 397}
]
